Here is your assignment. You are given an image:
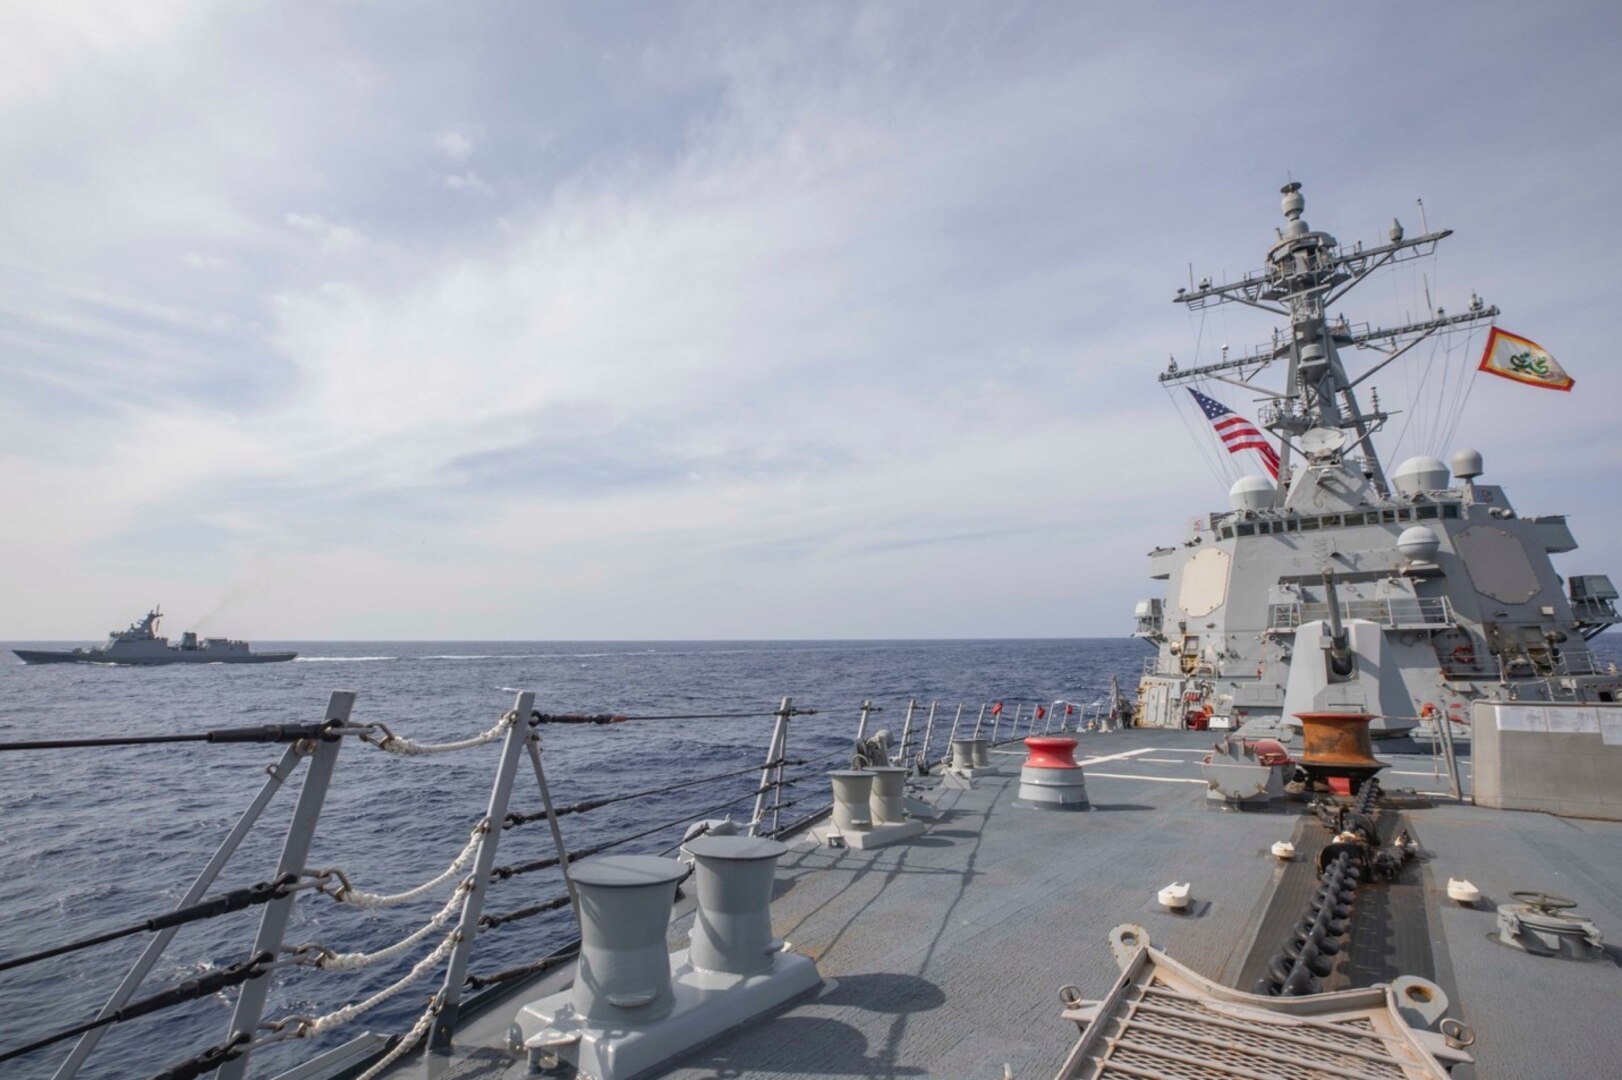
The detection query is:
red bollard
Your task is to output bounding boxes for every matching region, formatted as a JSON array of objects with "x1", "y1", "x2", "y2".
[
  {"x1": 1018, "y1": 737, "x2": 1088, "y2": 810},
  {"x1": 1022, "y1": 737, "x2": 1080, "y2": 770}
]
